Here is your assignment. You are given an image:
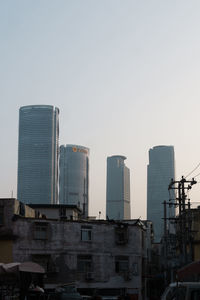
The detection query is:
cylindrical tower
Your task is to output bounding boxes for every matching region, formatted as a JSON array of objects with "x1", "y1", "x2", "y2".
[
  {"x1": 17, "y1": 105, "x2": 59, "y2": 204},
  {"x1": 147, "y1": 145, "x2": 175, "y2": 242},
  {"x1": 59, "y1": 144, "x2": 89, "y2": 217},
  {"x1": 106, "y1": 155, "x2": 130, "y2": 220}
]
